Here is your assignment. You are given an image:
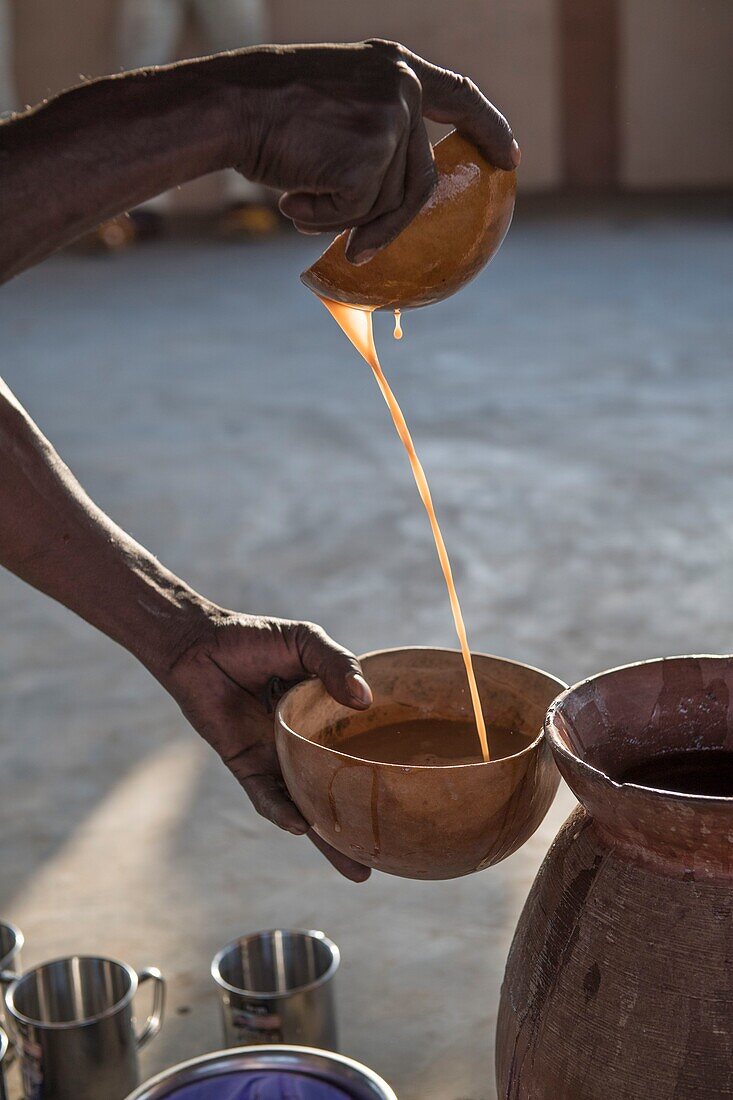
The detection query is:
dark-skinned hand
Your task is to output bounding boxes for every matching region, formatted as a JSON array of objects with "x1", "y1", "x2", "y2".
[
  {"x1": 218, "y1": 38, "x2": 519, "y2": 263},
  {"x1": 162, "y1": 608, "x2": 373, "y2": 881},
  {"x1": 1, "y1": 39, "x2": 517, "y2": 281}
]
